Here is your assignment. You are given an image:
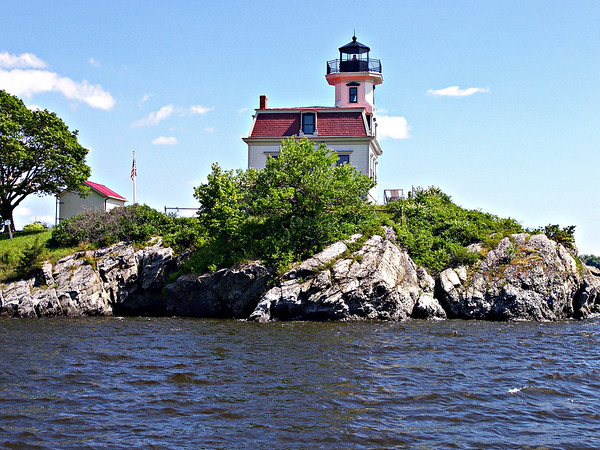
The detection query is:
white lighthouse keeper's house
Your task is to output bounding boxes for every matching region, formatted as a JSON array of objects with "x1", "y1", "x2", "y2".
[{"x1": 243, "y1": 35, "x2": 384, "y2": 203}]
